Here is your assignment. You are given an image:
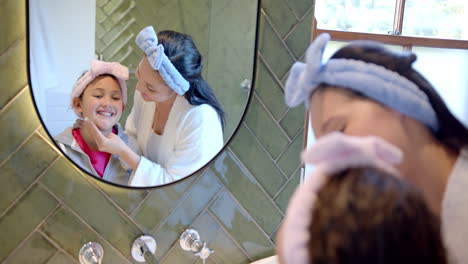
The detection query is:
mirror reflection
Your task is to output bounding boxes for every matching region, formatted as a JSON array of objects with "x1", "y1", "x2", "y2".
[{"x1": 29, "y1": 0, "x2": 259, "y2": 187}]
